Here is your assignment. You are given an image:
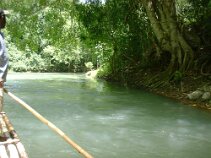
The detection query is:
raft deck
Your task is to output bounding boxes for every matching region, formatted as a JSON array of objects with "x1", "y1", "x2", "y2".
[{"x1": 0, "y1": 112, "x2": 28, "y2": 158}]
